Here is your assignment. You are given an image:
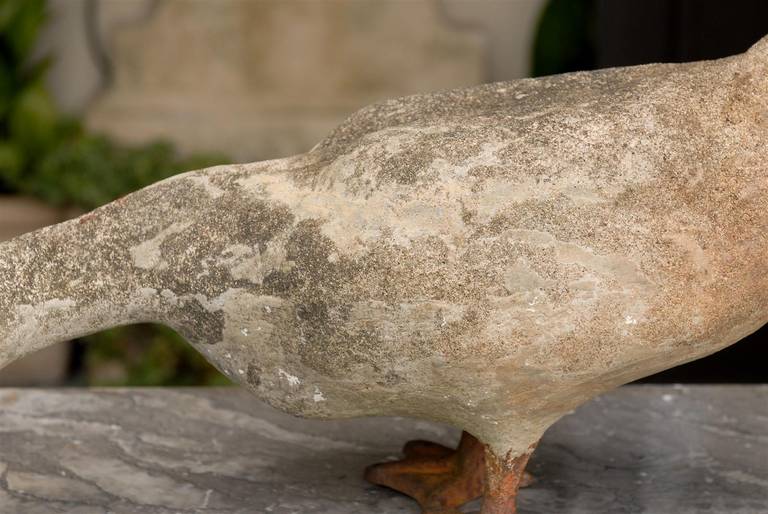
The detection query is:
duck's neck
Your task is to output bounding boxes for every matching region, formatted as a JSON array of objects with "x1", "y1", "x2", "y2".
[{"x1": 0, "y1": 213, "x2": 145, "y2": 368}]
